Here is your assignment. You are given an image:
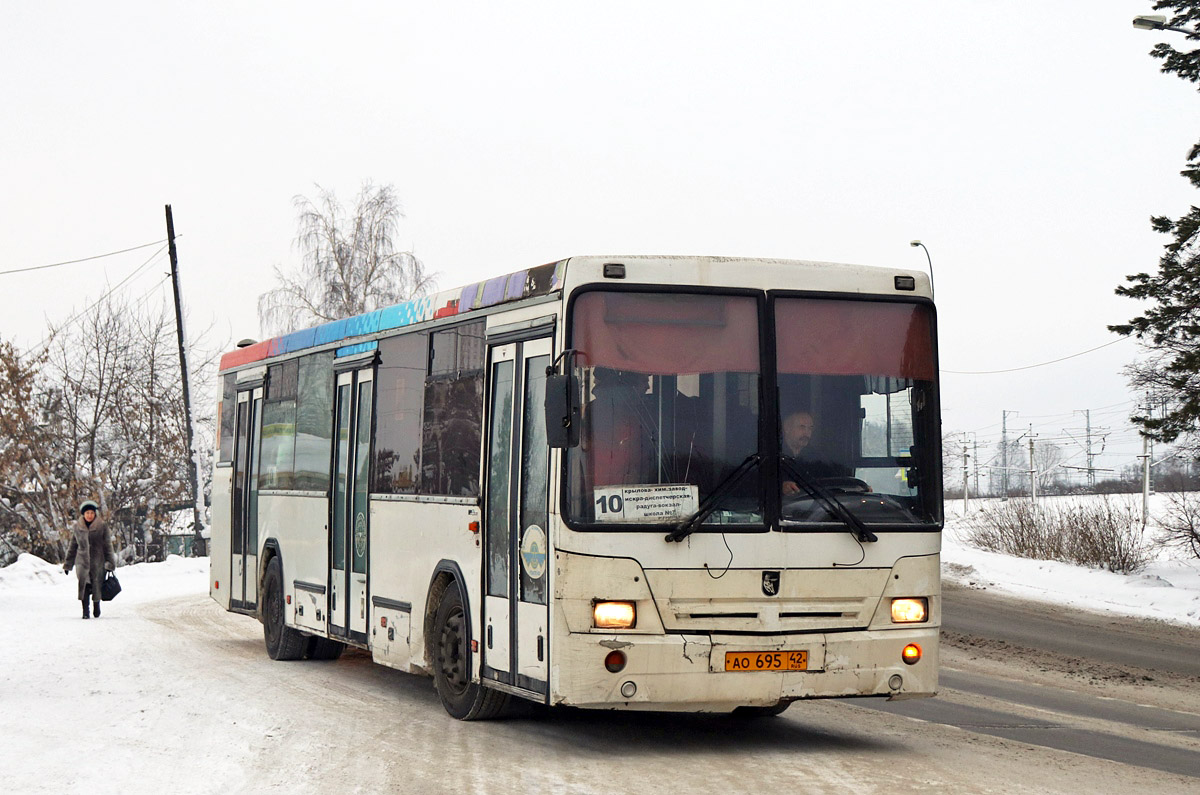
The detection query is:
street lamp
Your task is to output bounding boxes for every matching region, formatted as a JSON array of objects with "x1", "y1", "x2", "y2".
[
  {"x1": 1132, "y1": 14, "x2": 1195, "y2": 35},
  {"x1": 909, "y1": 240, "x2": 935, "y2": 297}
]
